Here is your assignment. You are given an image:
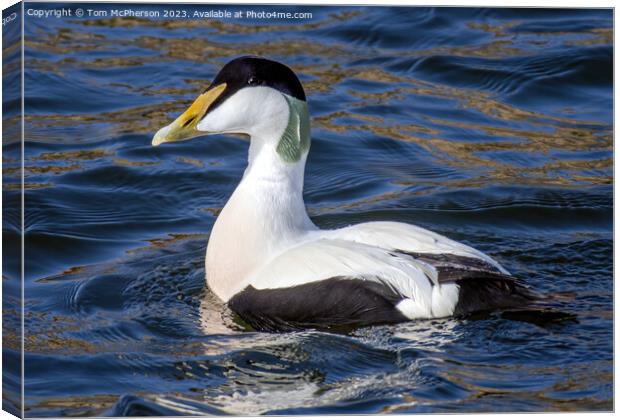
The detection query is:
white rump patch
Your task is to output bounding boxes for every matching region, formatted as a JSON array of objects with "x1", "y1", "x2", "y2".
[
  {"x1": 396, "y1": 283, "x2": 460, "y2": 320},
  {"x1": 395, "y1": 298, "x2": 430, "y2": 319},
  {"x1": 431, "y1": 283, "x2": 460, "y2": 318}
]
